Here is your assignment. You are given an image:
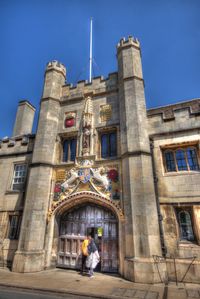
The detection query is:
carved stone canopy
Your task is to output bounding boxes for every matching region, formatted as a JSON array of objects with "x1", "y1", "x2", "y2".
[{"x1": 81, "y1": 96, "x2": 93, "y2": 156}]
